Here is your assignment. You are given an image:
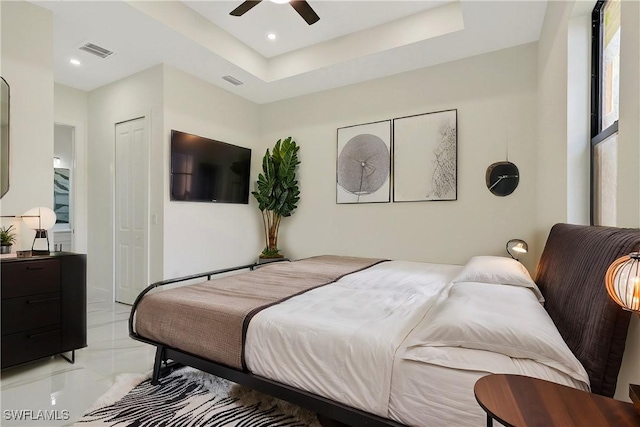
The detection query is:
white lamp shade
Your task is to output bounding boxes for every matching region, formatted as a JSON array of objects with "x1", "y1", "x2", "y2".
[
  {"x1": 606, "y1": 253, "x2": 640, "y2": 313},
  {"x1": 512, "y1": 243, "x2": 528, "y2": 253},
  {"x1": 506, "y1": 239, "x2": 528, "y2": 259},
  {"x1": 22, "y1": 207, "x2": 57, "y2": 230}
]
